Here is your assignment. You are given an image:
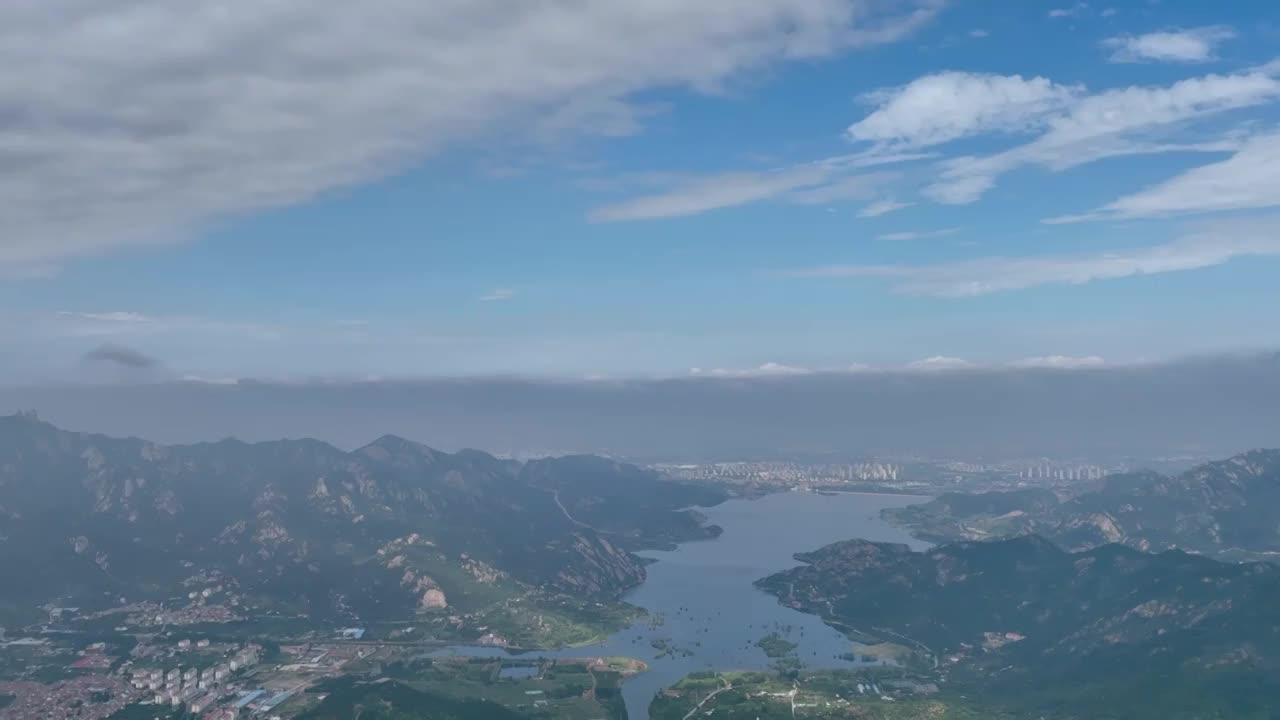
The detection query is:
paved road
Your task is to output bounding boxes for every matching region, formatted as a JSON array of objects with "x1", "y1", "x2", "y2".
[{"x1": 682, "y1": 679, "x2": 732, "y2": 720}]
